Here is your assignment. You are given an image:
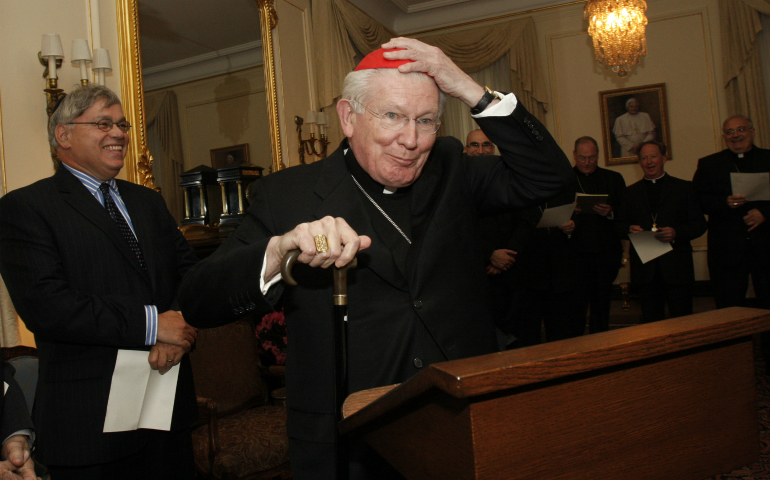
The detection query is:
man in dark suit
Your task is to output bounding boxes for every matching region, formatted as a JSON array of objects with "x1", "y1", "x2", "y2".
[
  {"x1": 692, "y1": 115, "x2": 770, "y2": 311},
  {"x1": 617, "y1": 141, "x2": 707, "y2": 322},
  {"x1": 571, "y1": 136, "x2": 626, "y2": 333},
  {"x1": 0, "y1": 361, "x2": 37, "y2": 480},
  {"x1": 0, "y1": 85, "x2": 198, "y2": 479},
  {"x1": 179, "y1": 37, "x2": 574, "y2": 480}
]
